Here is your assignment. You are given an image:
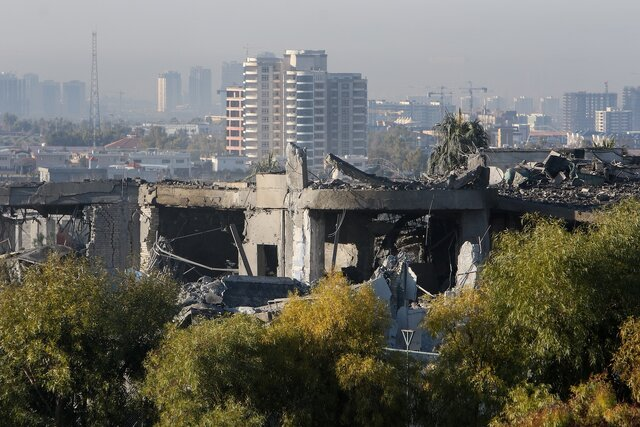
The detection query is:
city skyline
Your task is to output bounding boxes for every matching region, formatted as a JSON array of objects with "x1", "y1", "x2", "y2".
[{"x1": 2, "y1": 0, "x2": 640, "y2": 103}]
